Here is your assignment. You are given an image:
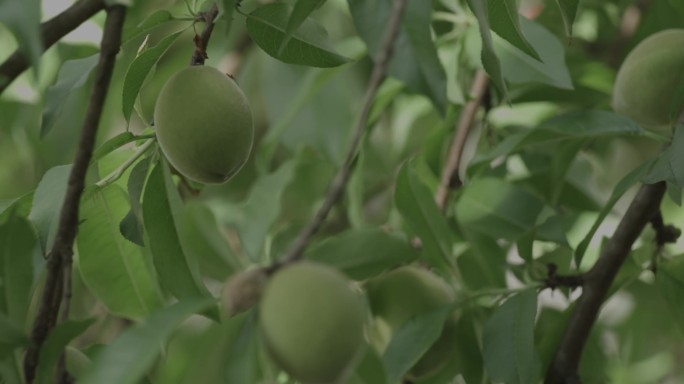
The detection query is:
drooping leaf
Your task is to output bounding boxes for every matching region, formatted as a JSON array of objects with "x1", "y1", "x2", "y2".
[
  {"x1": 78, "y1": 299, "x2": 216, "y2": 384},
  {"x1": 35, "y1": 319, "x2": 95, "y2": 384},
  {"x1": 306, "y1": 228, "x2": 418, "y2": 280},
  {"x1": 466, "y1": 0, "x2": 508, "y2": 97},
  {"x1": 142, "y1": 160, "x2": 215, "y2": 312},
  {"x1": 574, "y1": 161, "x2": 653, "y2": 266},
  {"x1": 348, "y1": 0, "x2": 448, "y2": 113},
  {"x1": 0, "y1": 0, "x2": 41, "y2": 81},
  {"x1": 394, "y1": 161, "x2": 452, "y2": 272},
  {"x1": 0, "y1": 215, "x2": 36, "y2": 325},
  {"x1": 454, "y1": 178, "x2": 546, "y2": 241},
  {"x1": 41, "y1": 55, "x2": 99, "y2": 138},
  {"x1": 245, "y1": 3, "x2": 352, "y2": 68},
  {"x1": 28, "y1": 165, "x2": 71, "y2": 252},
  {"x1": 220, "y1": 0, "x2": 237, "y2": 38},
  {"x1": 76, "y1": 186, "x2": 164, "y2": 319},
  {"x1": 225, "y1": 312, "x2": 261, "y2": 383},
  {"x1": 643, "y1": 124, "x2": 684, "y2": 188},
  {"x1": 382, "y1": 306, "x2": 452, "y2": 383},
  {"x1": 483, "y1": 289, "x2": 541, "y2": 384},
  {"x1": 496, "y1": 18, "x2": 573, "y2": 90},
  {"x1": 554, "y1": 0, "x2": 580, "y2": 38},
  {"x1": 487, "y1": 0, "x2": 540, "y2": 61},
  {"x1": 119, "y1": 157, "x2": 151, "y2": 246},
  {"x1": 122, "y1": 30, "x2": 184, "y2": 122}
]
